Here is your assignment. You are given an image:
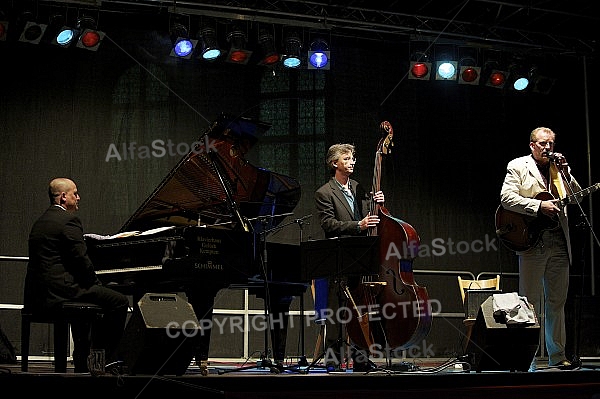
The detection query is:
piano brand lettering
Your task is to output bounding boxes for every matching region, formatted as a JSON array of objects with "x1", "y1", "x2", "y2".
[
  {"x1": 194, "y1": 260, "x2": 223, "y2": 270},
  {"x1": 104, "y1": 138, "x2": 218, "y2": 162}
]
